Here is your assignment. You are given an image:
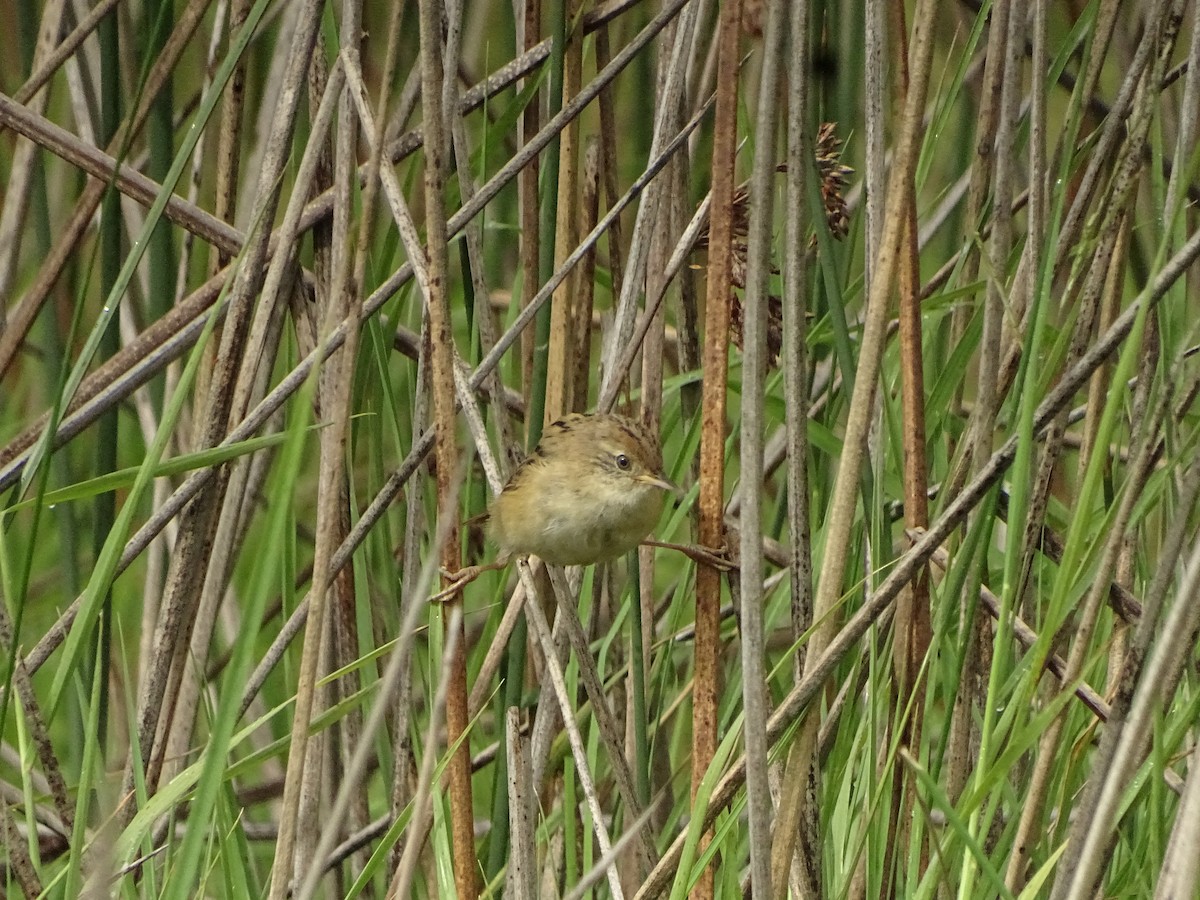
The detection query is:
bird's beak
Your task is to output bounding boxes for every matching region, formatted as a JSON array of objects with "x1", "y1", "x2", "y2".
[{"x1": 640, "y1": 473, "x2": 682, "y2": 495}]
